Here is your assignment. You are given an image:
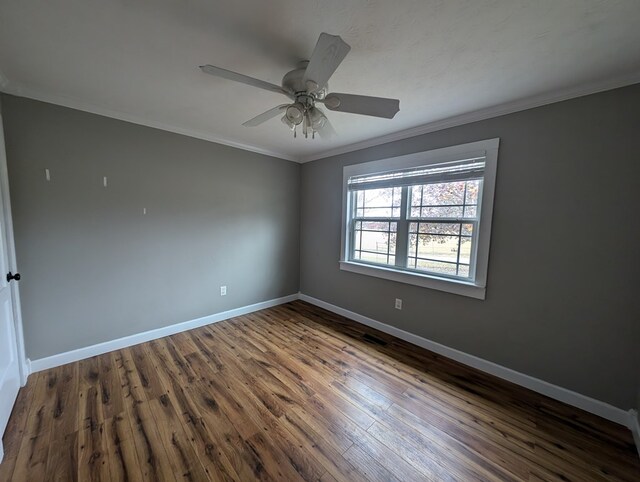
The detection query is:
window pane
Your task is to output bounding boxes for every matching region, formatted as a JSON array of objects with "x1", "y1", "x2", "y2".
[
  {"x1": 358, "y1": 251, "x2": 390, "y2": 264},
  {"x1": 465, "y1": 180, "x2": 480, "y2": 205},
  {"x1": 360, "y1": 231, "x2": 388, "y2": 253},
  {"x1": 406, "y1": 221, "x2": 475, "y2": 279},
  {"x1": 407, "y1": 256, "x2": 416, "y2": 268},
  {"x1": 391, "y1": 188, "x2": 402, "y2": 207},
  {"x1": 362, "y1": 207, "x2": 393, "y2": 217},
  {"x1": 360, "y1": 221, "x2": 392, "y2": 231},
  {"x1": 409, "y1": 180, "x2": 480, "y2": 221},
  {"x1": 420, "y1": 206, "x2": 464, "y2": 218},
  {"x1": 356, "y1": 187, "x2": 402, "y2": 218},
  {"x1": 408, "y1": 233, "x2": 417, "y2": 255},
  {"x1": 458, "y1": 265, "x2": 470, "y2": 277},
  {"x1": 415, "y1": 259, "x2": 458, "y2": 276},
  {"x1": 410, "y1": 186, "x2": 422, "y2": 208},
  {"x1": 417, "y1": 234, "x2": 460, "y2": 263},
  {"x1": 351, "y1": 219, "x2": 397, "y2": 268},
  {"x1": 390, "y1": 232, "x2": 397, "y2": 251},
  {"x1": 422, "y1": 181, "x2": 465, "y2": 206},
  {"x1": 463, "y1": 205, "x2": 477, "y2": 218},
  {"x1": 421, "y1": 223, "x2": 460, "y2": 235},
  {"x1": 459, "y1": 238, "x2": 472, "y2": 264}
]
